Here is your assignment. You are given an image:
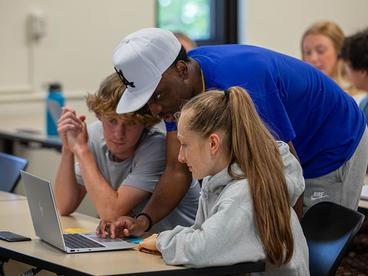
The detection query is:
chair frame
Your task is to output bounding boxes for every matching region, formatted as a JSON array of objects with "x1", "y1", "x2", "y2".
[
  {"x1": 301, "y1": 201, "x2": 365, "y2": 276},
  {"x1": 0, "y1": 152, "x2": 28, "y2": 193}
]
